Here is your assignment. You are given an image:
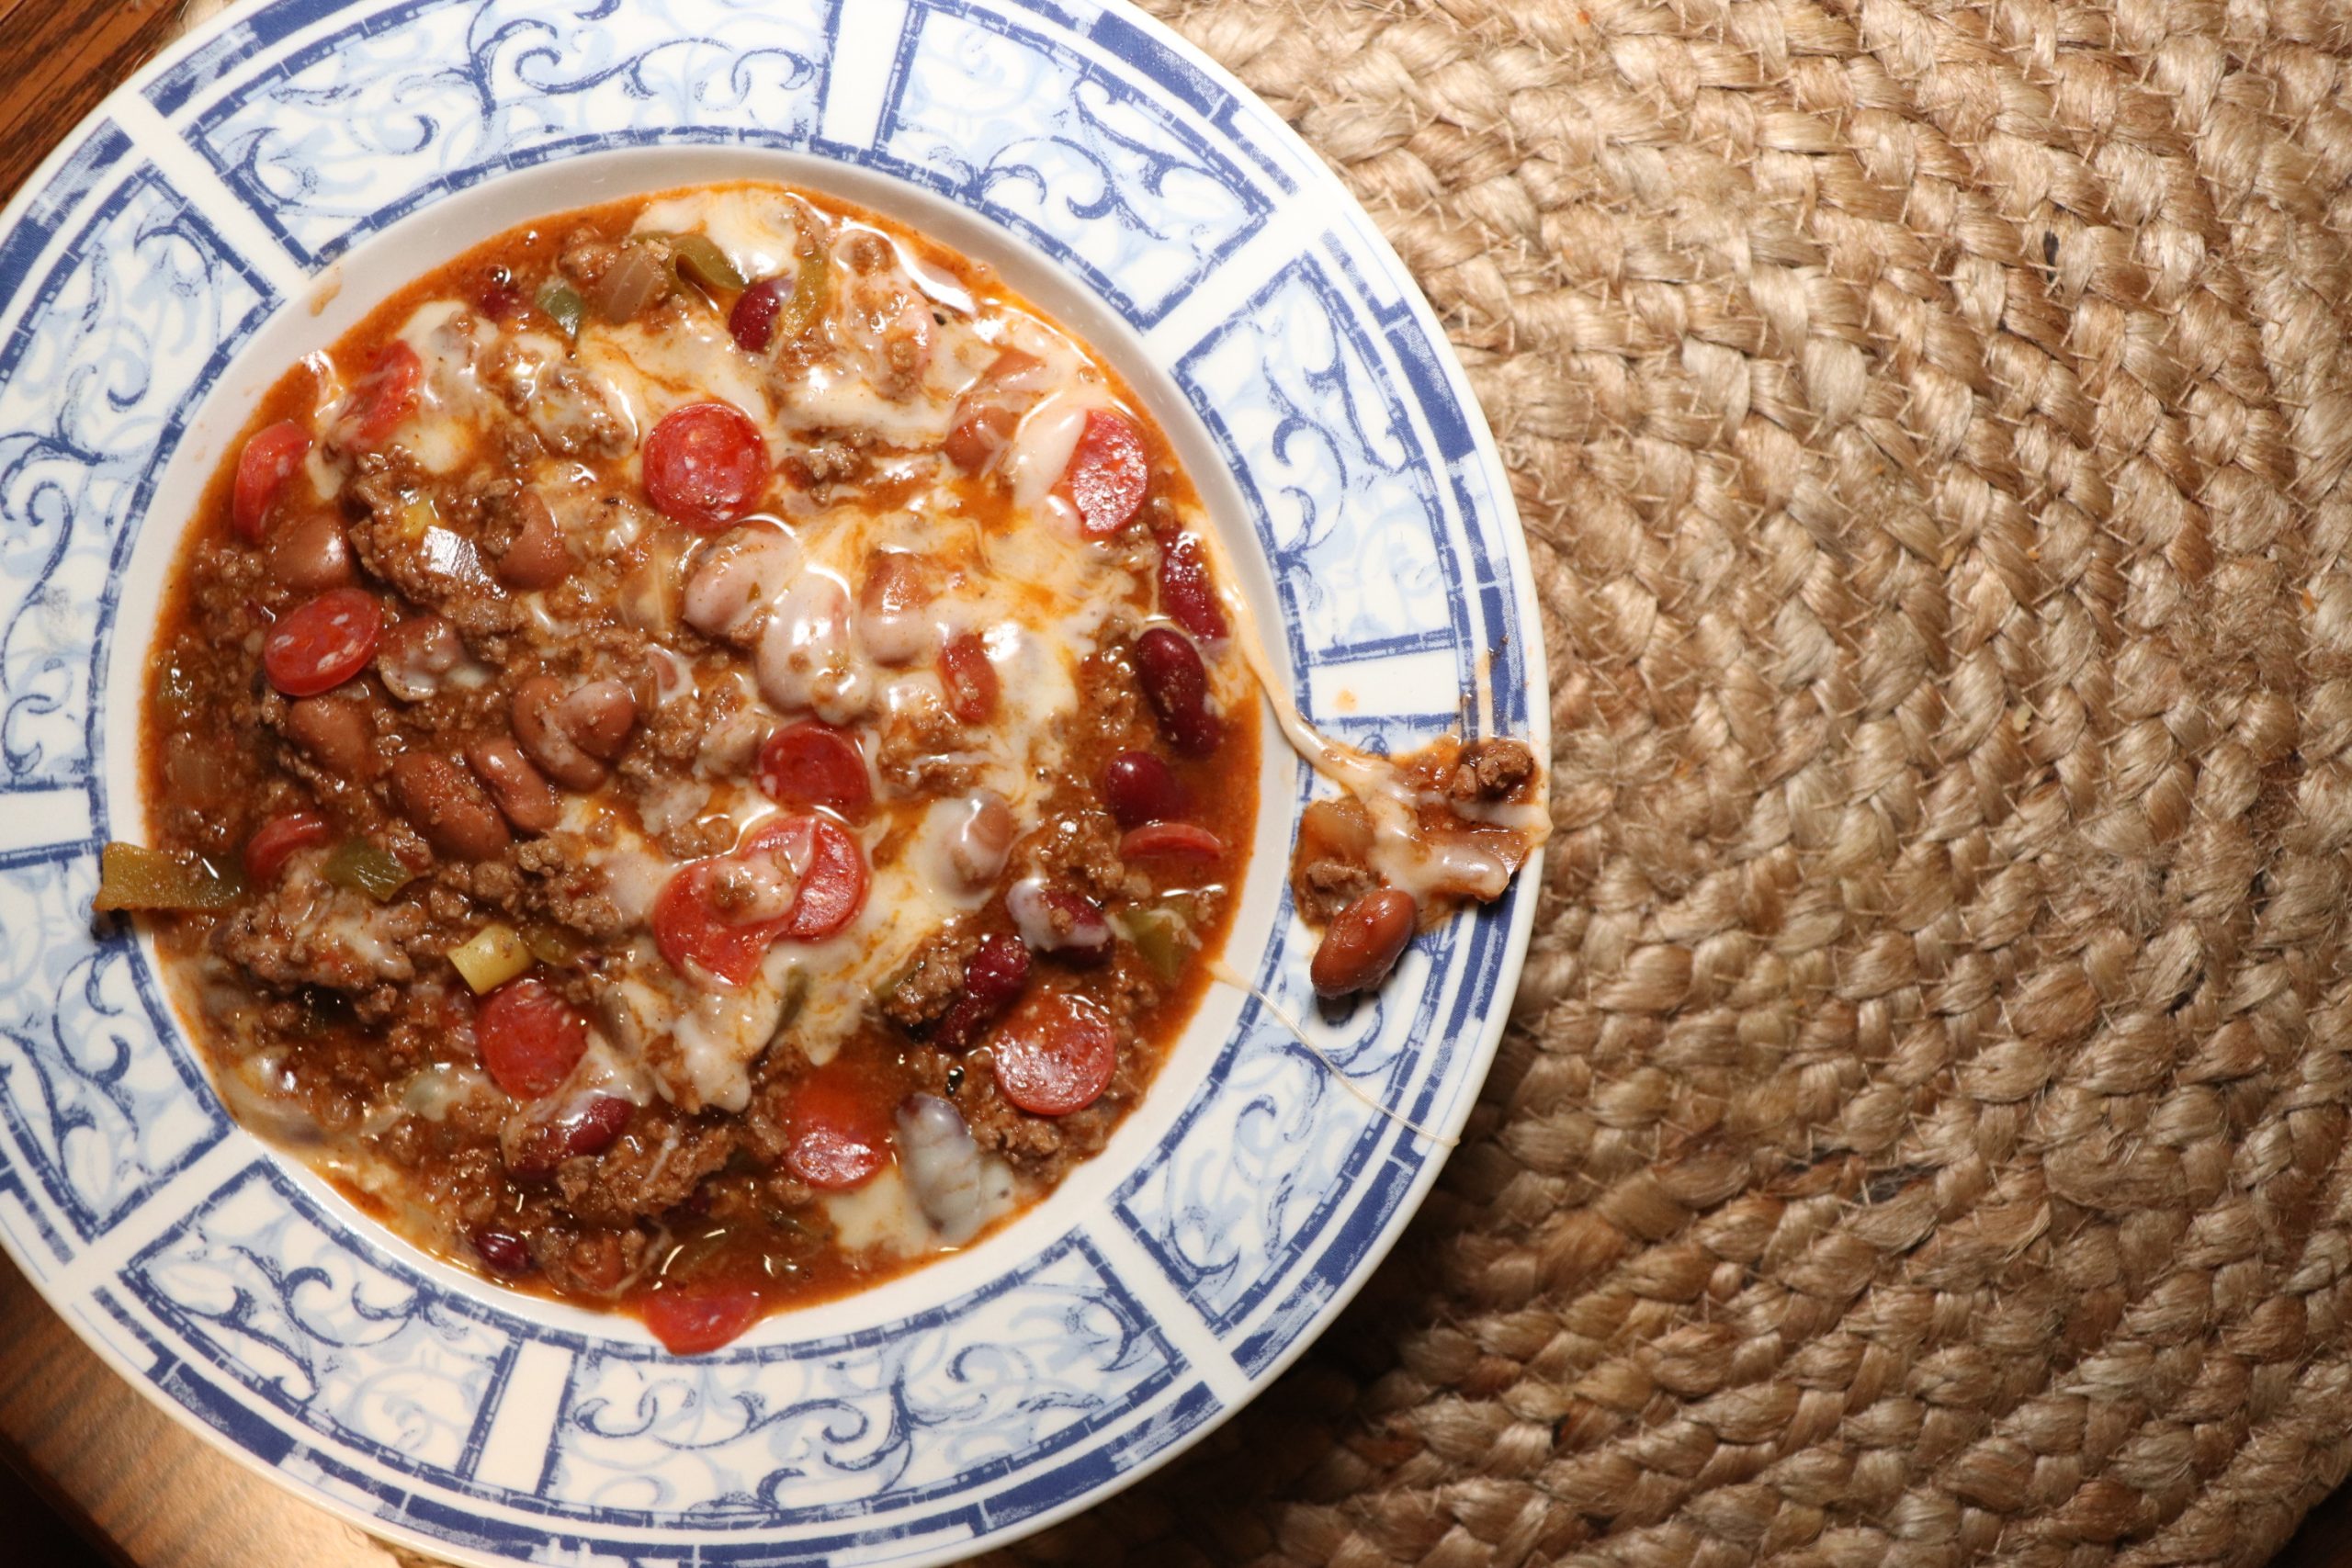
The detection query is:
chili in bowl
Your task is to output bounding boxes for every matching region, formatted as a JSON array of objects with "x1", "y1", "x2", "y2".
[{"x1": 95, "y1": 180, "x2": 1544, "y2": 1356}]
